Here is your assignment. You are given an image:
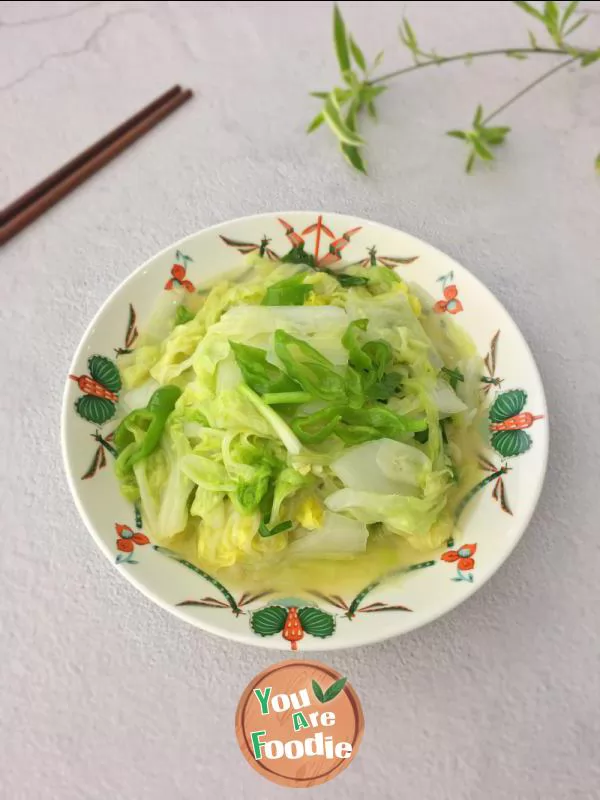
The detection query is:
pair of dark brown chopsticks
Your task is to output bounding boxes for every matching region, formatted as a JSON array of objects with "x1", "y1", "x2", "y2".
[{"x1": 0, "y1": 85, "x2": 193, "y2": 247}]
